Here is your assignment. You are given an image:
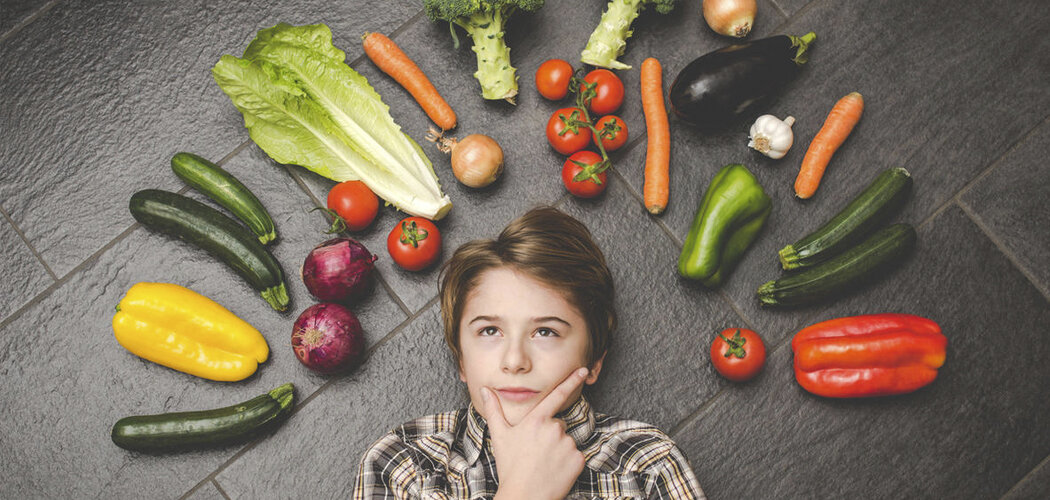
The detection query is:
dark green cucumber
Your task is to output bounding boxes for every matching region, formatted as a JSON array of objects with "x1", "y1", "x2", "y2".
[
  {"x1": 112, "y1": 383, "x2": 294, "y2": 452},
  {"x1": 758, "y1": 223, "x2": 916, "y2": 307},
  {"x1": 171, "y1": 152, "x2": 277, "y2": 245},
  {"x1": 129, "y1": 189, "x2": 289, "y2": 311},
  {"x1": 779, "y1": 167, "x2": 912, "y2": 270}
]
